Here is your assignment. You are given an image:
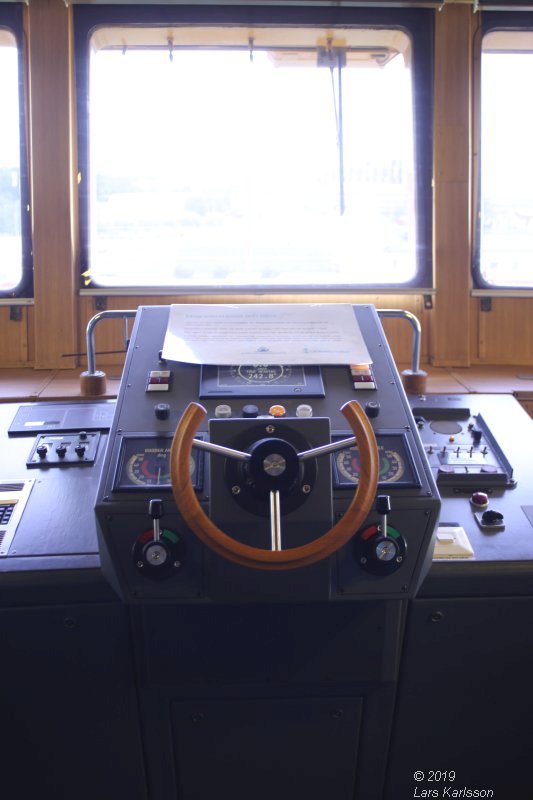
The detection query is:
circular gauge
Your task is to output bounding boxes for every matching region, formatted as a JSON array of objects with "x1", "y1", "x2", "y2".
[
  {"x1": 336, "y1": 446, "x2": 405, "y2": 484},
  {"x1": 230, "y1": 365, "x2": 290, "y2": 384},
  {"x1": 380, "y1": 449, "x2": 405, "y2": 482},
  {"x1": 126, "y1": 450, "x2": 171, "y2": 486}
]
